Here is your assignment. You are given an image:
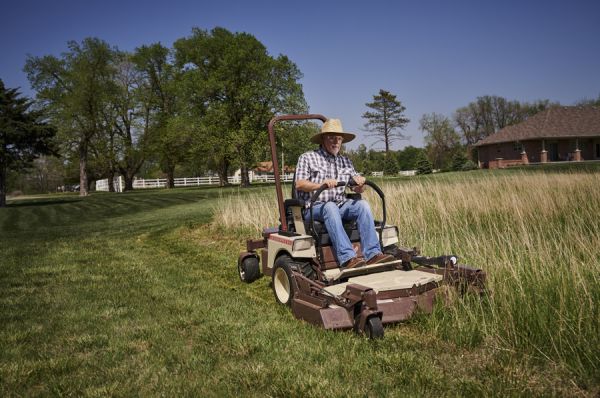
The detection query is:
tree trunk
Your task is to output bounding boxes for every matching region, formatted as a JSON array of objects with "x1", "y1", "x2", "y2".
[
  {"x1": 123, "y1": 173, "x2": 134, "y2": 191},
  {"x1": 240, "y1": 163, "x2": 250, "y2": 188},
  {"x1": 0, "y1": 161, "x2": 6, "y2": 207},
  {"x1": 166, "y1": 166, "x2": 175, "y2": 189},
  {"x1": 217, "y1": 158, "x2": 230, "y2": 187},
  {"x1": 79, "y1": 142, "x2": 89, "y2": 197},
  {"x1": 108, "y1": 170, "x2": 115, "y2": 192}
]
